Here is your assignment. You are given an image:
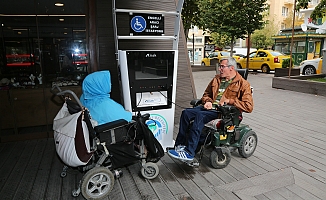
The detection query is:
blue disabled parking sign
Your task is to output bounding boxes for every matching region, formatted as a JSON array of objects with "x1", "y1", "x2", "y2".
[
  {"x1": 130, "y1": 13, "x2": 164, "y2": 35},
  {"x1": 131, "y1": 16, "x2": 146, "y2": 33}
]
